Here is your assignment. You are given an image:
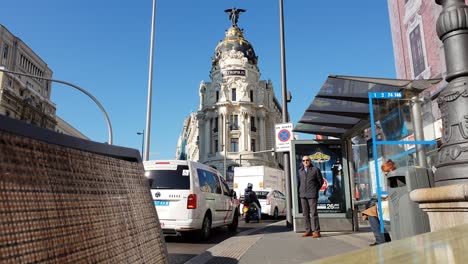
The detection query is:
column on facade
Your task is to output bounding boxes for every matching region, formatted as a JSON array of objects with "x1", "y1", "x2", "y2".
[
  {"x1": 204, "y1": 116, "x2": 210, "y2": 157},
  {"x1": 198, "y1": 117, "x2": 205, "y2": 160},
  {"x1": 218, "y1": 113, "x2": 224, "y2": 153},
  {"x1": 247, "y1": 114, "x2": 252, "y2": 151},
  {"x1": 239, "y1": 112, "x2": 245, "y2": 151},
  {"x1": 259, "y1": 112, "x2": 266, "y2": 151}
]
